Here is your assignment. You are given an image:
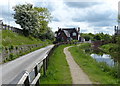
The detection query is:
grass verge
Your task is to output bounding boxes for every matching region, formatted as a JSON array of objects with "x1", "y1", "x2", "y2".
[
  {"x1": 40, "y1": 44, "x2": 72, "y2": 84},
  {"x1": 69, "y1": 44, "x2": 119, "y2": 84}
]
